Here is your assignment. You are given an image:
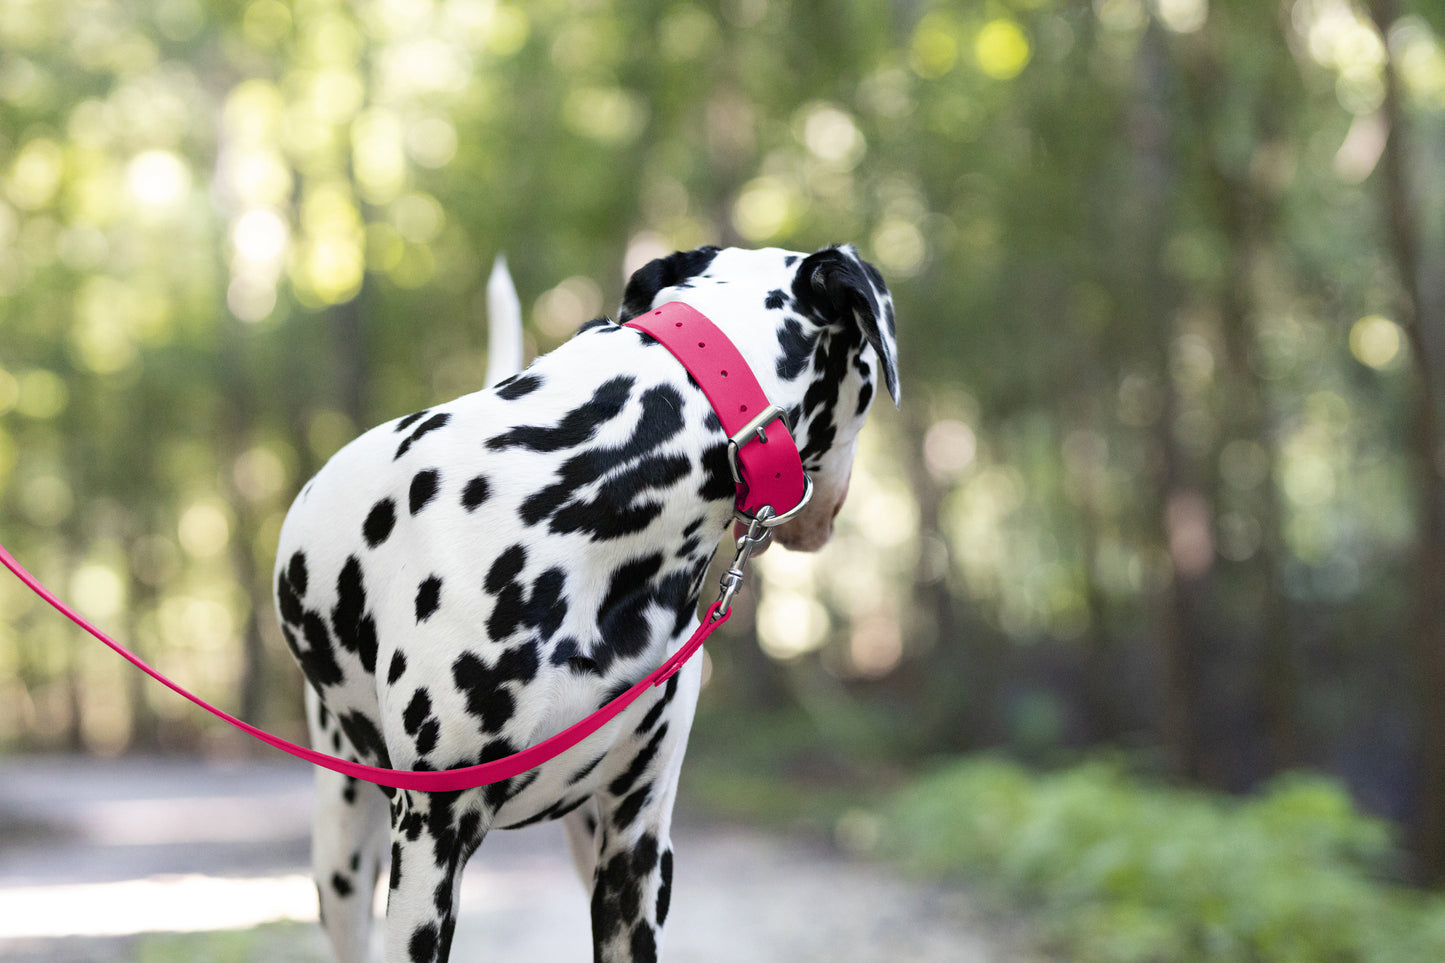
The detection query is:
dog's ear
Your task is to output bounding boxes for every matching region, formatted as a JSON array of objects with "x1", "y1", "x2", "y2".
[
  {"x1": 619, "y1": 246, "x2": 722, "y2": 322},
  {"x1": 793, "y1": 245, "x2": 900, "y2": 405}
]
